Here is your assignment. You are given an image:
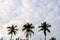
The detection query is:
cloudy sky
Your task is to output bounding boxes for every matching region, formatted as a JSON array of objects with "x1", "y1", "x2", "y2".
[{"x1": 0, "y1": 0, "x2": 60, "y2": 40}]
